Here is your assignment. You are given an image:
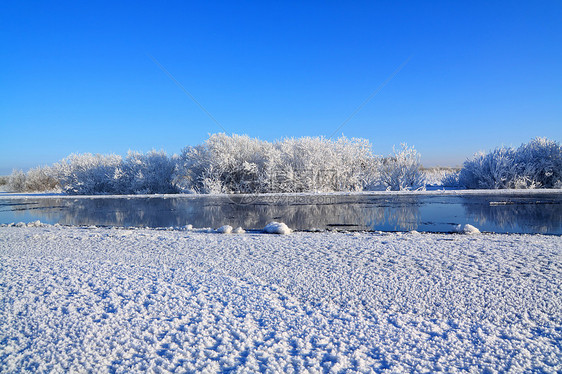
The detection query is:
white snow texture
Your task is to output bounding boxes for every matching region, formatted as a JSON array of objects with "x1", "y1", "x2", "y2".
[
  {"x1": 456, "y1": 224, "x2": 481, "y2": 235},
  {"x1": 264, "y1": 221, "x2": 292, "y2": 235},
  {"x1": 216, "y1": 225, "x2": 233, "y2": 234},
  {"x1": 0, "y1": 226, "x2": 561, "y2": 373}
]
